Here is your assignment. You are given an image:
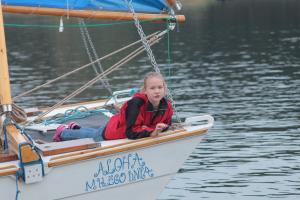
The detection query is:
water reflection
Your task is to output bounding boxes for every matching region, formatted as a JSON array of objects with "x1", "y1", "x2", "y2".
[{"x1": 3, "y1": 0, "x2": 300, "y2": 199}]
